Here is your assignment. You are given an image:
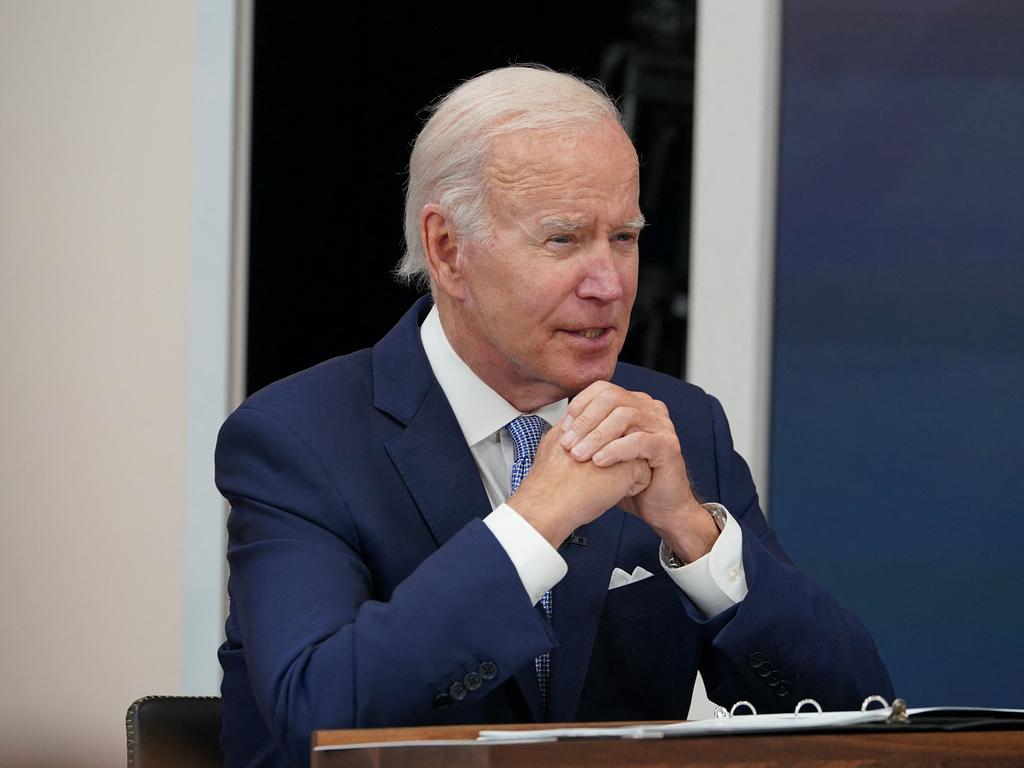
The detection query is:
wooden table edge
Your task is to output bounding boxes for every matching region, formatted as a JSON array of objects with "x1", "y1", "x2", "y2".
[{"x1": 313, "y1": 720, "x2": 675, "y2": 747}]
